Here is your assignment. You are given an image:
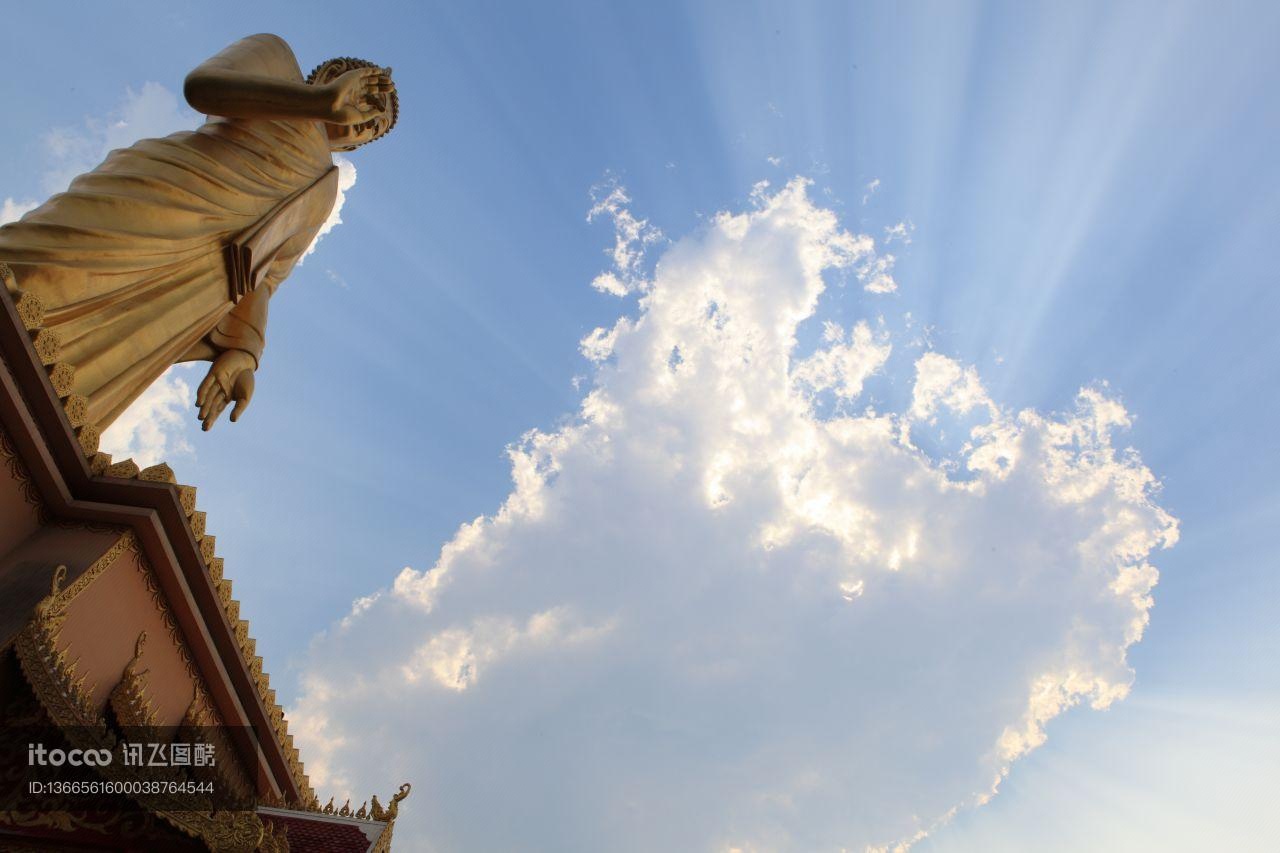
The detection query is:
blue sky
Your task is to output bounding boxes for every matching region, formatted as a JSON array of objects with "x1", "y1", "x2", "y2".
[{"x1": 3, "y1": 2, "x2": 1277, "y2": 849}]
